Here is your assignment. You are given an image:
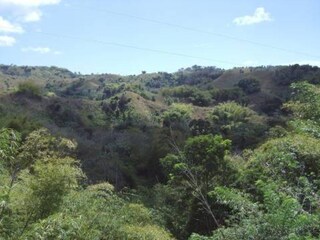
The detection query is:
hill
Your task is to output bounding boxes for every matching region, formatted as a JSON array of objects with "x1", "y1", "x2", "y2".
[
  {"x1": 1, "y1": 63, "x2": 320, "y2": 186},
  {"x1": 2, "y1": 64, "x2": 320, "y2": 239}
]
